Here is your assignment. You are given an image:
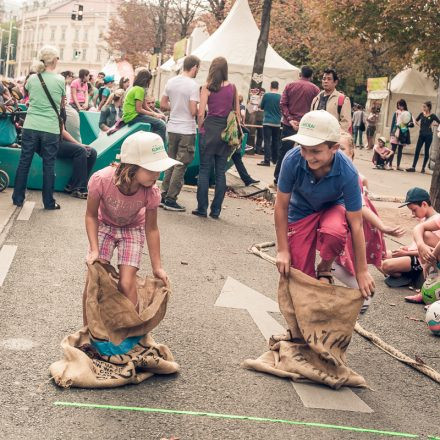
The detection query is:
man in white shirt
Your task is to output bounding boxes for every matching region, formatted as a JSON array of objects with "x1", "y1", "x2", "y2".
[{"x1": 160, "y1": 55, "x2": 200, "y2": 211}]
